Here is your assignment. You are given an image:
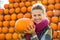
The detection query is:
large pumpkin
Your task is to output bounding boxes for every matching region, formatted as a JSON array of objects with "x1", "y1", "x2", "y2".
[{"x1": 15, "y1": 18, "x2": 34, "y2": 33}]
